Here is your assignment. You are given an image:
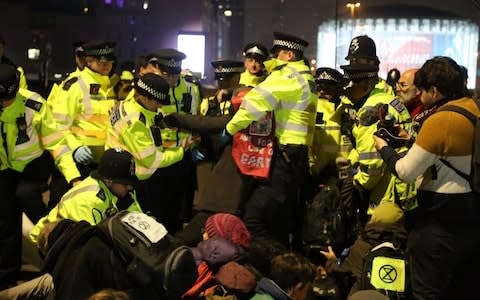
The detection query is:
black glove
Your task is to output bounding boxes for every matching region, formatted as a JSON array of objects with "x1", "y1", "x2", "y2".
[
  {"x1": 162, "y1": 113, "x2": 180, "y2": 128},
  {"x1": 374, "y1": 127, "x2": 410, "y2": 148}
]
